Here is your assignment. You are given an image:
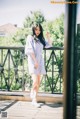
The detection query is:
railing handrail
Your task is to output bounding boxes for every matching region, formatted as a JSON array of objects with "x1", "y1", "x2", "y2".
[
  {"x1": 0, "y1": 46, "x2": 64, "y2": 50},
  {"x1": 0, "y1": 46, "x2": 24, "y2": 50}
]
